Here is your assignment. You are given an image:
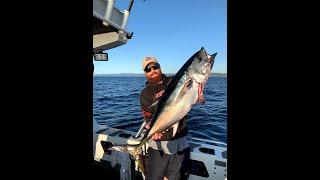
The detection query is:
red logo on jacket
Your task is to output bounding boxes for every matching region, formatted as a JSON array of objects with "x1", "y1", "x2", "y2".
[{"x1": 155, "y1": 90, "x2": 164, "y2": 99}]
